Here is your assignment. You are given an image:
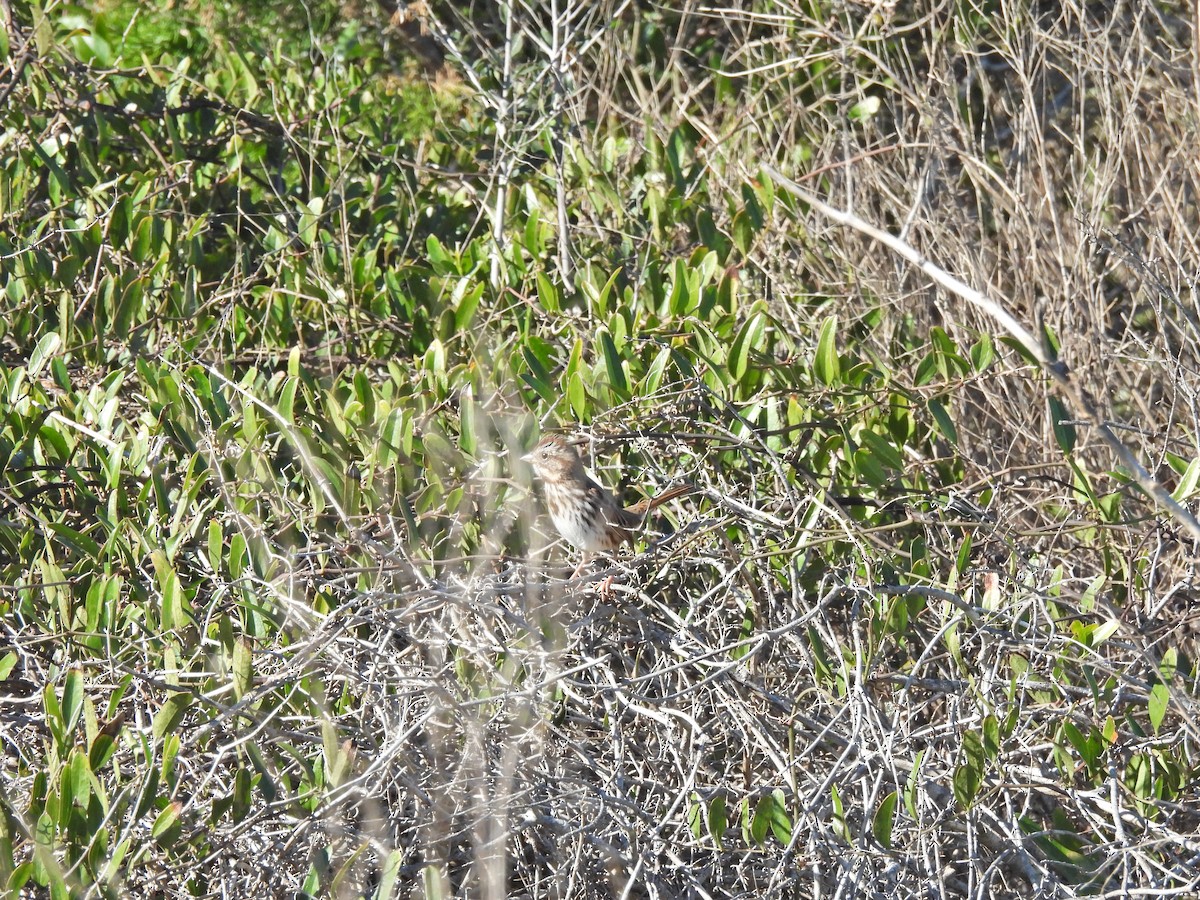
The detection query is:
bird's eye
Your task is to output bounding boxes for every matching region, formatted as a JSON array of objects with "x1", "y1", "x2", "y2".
[{"x1": 540, "y1": 448, "x2": 550, "y2": 458}]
